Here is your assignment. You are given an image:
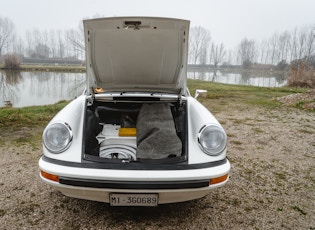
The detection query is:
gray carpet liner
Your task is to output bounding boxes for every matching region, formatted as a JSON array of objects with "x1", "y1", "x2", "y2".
[{"x1": 136, "y1": 103, "x2": 182, "y2": 159}]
